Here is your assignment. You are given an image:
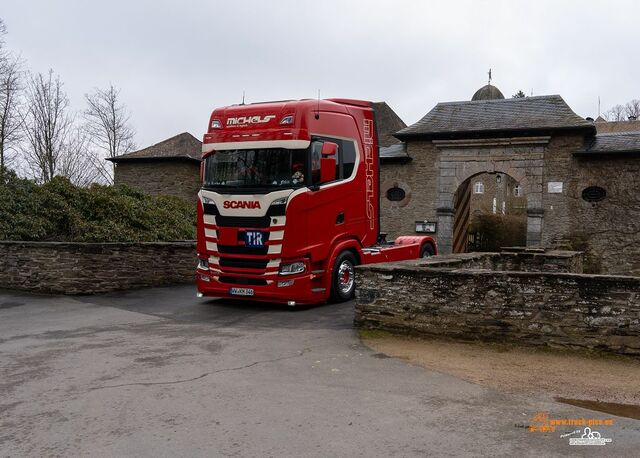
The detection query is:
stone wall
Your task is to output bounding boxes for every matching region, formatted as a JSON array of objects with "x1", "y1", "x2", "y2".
[
  {"x1": 379, "y1": 141, "x2": 439, "y2": 239},
  {"x1": 419, "y1": 248, "x2": 584, "y2": 273},
  {"x1": 114, "y1": 160, "x2": 201, "y2": 201},
  {"x1": 0, "y1": 241, "x2": 196, "y2": 294},
  {"x1": 379, "y1": 132, "x2": 640, "y2": 276},
  {"x1": 355, "y1": 254, "x2": 640, "y2": 356},
  {"x1": 544, "y1": 148, "x2": 640, "y2": 276}
]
